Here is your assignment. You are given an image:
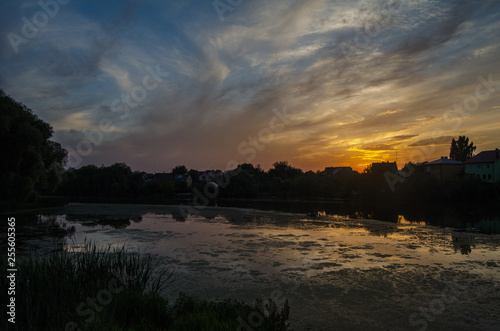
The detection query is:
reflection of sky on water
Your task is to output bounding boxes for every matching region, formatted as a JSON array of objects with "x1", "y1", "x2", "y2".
[
  {"x1": 397, "y1": 215, "x2": 426, "y2": 226},
  {"x1": 42, "y1": 212, "x2": 498, "y2": 285},
  {"x1": 217, "y1": 199, "x2": 500, "y2": 233},
  {"x1": 7, "y1": 205, "x2": 500, "y2": 330}
]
